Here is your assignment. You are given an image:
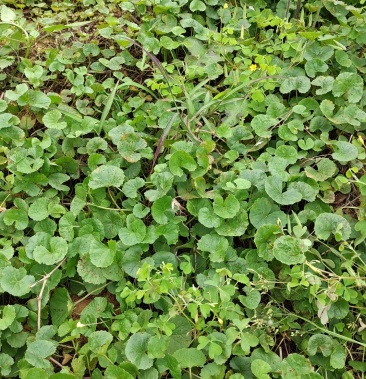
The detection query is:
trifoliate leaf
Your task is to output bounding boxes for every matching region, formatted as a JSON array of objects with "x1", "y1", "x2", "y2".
[
  {"x1": 273, "y1": 236, "x2": 305, "y2": 265},
  {"x1": 125, "y1": 333, "x2": 153, "y2": 370},
  {"x1": 0, "y1": 267, "x2": 35, "y2": 296},
  {"x1": 314, "y1": 213, "x2": 351, "y2": 241},
  {"x1": 89, "y1": 165, "x2": 125, "y2": 189},
  {"x1": 173, "y1": 348, "x2": 206, "y2": 368}
]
